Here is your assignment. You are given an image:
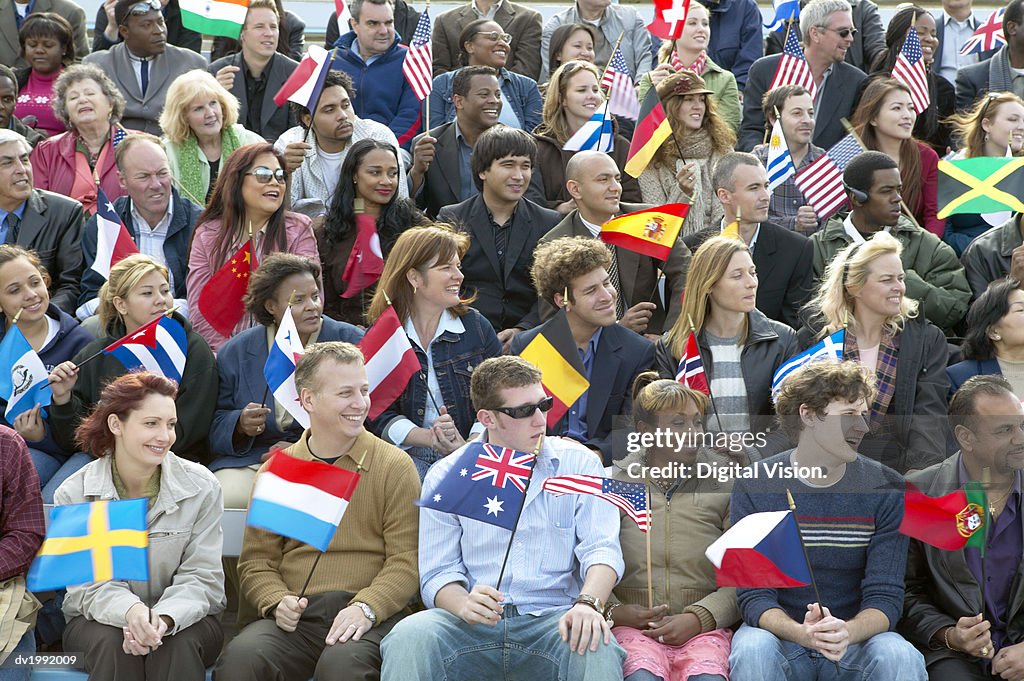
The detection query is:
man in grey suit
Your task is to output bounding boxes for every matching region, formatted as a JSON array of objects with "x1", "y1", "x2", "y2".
[
  {"x1": 83, "y1": 0, "x2": 207, "y2": 135},
  {"x1": 431, "y1": 0, "x2": 542, "y2": 80},
  {"x1": 210, "y1": 0, "x2": 298, "y2": 142},
  {"x1": 0, "y1": 0, "x2": 88, "y2": 68},
  {"x1": 955, "y1": 0, "x2": 1024, "y2": 112}
]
